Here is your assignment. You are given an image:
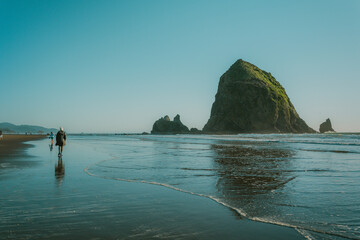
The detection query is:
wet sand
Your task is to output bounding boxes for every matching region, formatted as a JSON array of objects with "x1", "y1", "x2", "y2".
[
  {"x1": 0, "y1": 136, "x2": 305, "y2": 239},
  {"x1": 0, "y1": 134, "x2": 46, "y2": 159},
  {"x1": 0, "y1": 134, "x2": 46, "y2": 173}
]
